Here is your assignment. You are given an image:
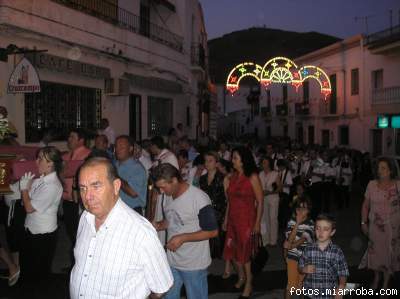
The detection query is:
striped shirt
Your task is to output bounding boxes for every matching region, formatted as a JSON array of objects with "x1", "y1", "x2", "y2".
[
  {"x1": 284, "y1": 218, "x2": 314, "y2": 261},
  {"x1": 70, "y1": 199, "x2": 173, "y2": 299},
  {"x1": 299, "y1": 242, "x2": 349, "y2": 299}
]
